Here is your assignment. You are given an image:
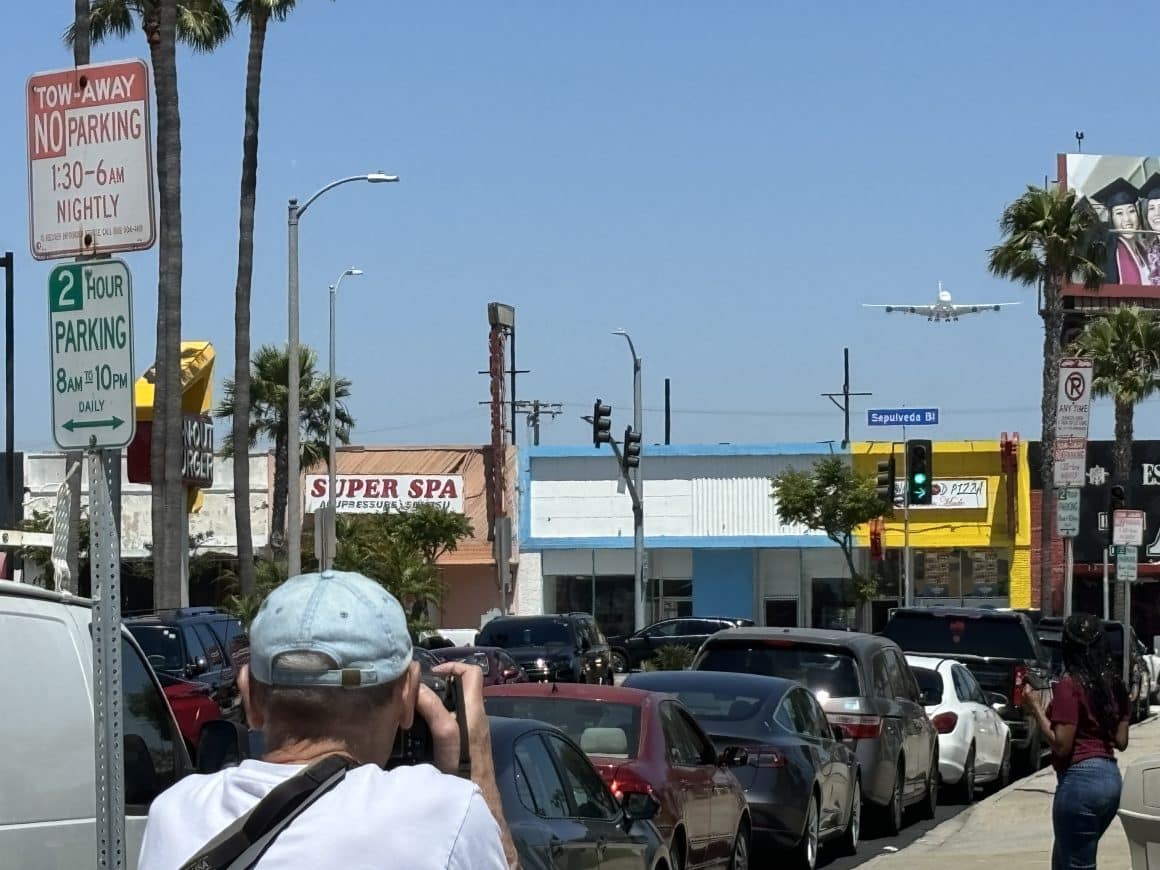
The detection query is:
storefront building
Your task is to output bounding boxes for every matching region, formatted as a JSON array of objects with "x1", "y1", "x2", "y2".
[
  {"x1": 851, "y1": 439, "x2": 1032, "y2": 614},
  {"x1": 1028, "y1": 440, "x2": 1160, "y2": 642},
  {"x1": 309, "y1": 444, "x2": 517, "y2": 630},
  {"x1": 516, "y1": 444, "x2": 858, "y2": 638}
]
